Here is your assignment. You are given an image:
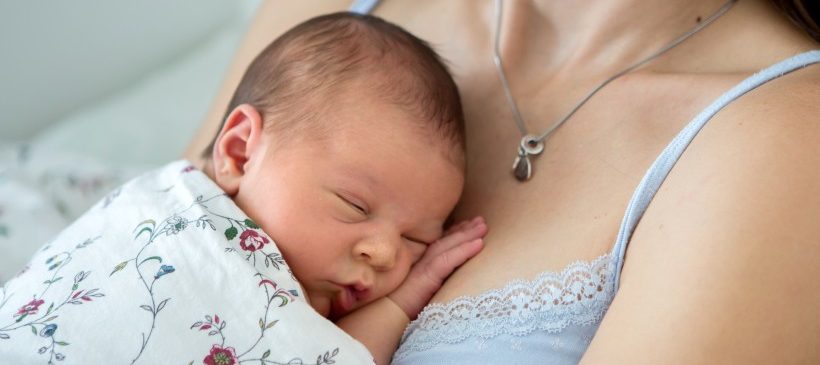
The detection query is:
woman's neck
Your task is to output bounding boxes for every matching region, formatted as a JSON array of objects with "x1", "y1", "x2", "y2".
[{"x1": 496, "y1": 0, "x2": 736, "y2": 78}]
